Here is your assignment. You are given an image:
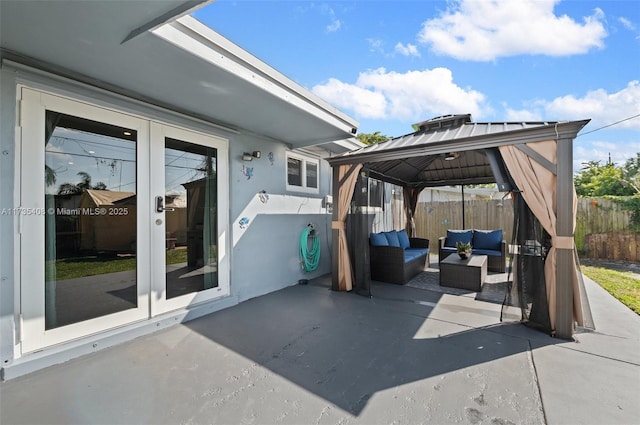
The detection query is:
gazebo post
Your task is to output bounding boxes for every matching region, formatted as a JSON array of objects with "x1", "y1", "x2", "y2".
[
  {"x1": 461, "y1": 185, "x2": 465, "y2": 229},
  {"x1": 555, "y1": 138, "x2": 574, "y2": 339},
  {"x1": 331, "y1": 165, "x2": 341, "y2": 291}
]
